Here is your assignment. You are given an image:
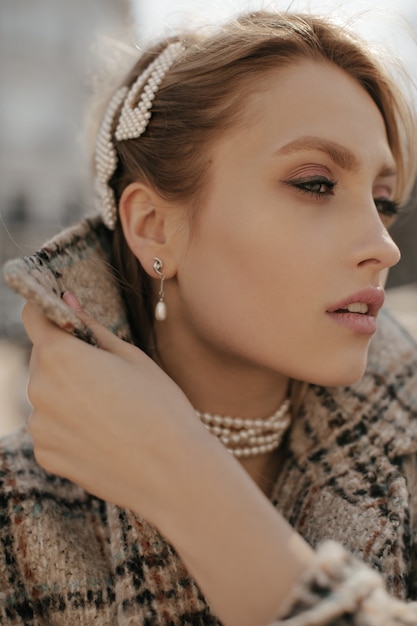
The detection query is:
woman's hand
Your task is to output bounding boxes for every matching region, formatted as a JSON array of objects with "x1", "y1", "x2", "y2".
[{"x1": 22, "y1": 296, "x2": 203, "y2": 520}]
